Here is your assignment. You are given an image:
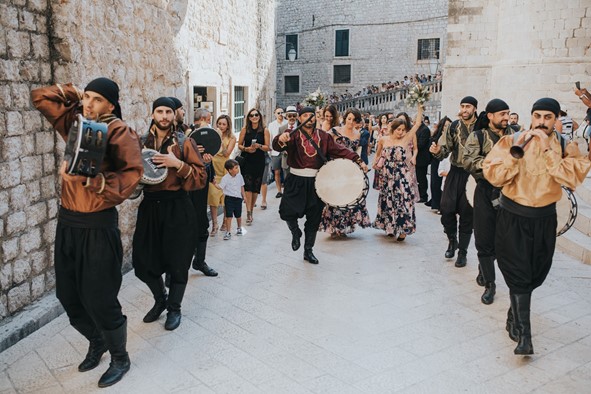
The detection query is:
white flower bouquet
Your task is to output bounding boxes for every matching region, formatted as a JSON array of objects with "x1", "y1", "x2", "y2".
[
  {"x1": 405, "y1": 83, "x2": 430, "y2": 107},
  {"x1": 303, "y1": 88, "x2": 326, "y2": 108}
]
